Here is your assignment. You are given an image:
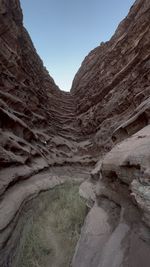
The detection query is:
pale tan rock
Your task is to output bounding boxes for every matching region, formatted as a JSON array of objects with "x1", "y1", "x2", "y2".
[
  {"x1": 79, "y1": 181, "x2": 96, "y2": 207},
  {"x1": 102, "y1": 125, "x2": 150, "y2": 227}
]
